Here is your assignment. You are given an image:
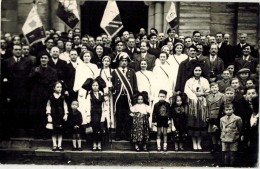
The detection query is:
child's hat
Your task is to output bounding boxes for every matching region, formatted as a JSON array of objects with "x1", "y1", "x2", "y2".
[
  {"x1": 238, "y1": 68, "x2": 250, "y2": 74},
  {"x1": 82, "y1": 76, "x2": 106, "y2": 92},
  {"x1": 159, "y1": 89, "x2": 167, "y2": 95}
]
